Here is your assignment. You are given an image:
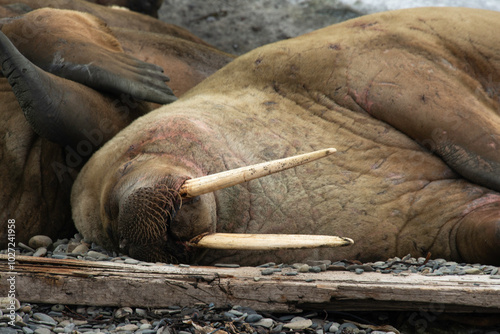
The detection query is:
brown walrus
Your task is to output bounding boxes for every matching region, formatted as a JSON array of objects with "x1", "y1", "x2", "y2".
[
  {"x1": 72, "y1": 7, "x2": 500, "y2": 266},
  {"x1": 0, "y1": 6, "x2": 233, "y2": 248}
]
